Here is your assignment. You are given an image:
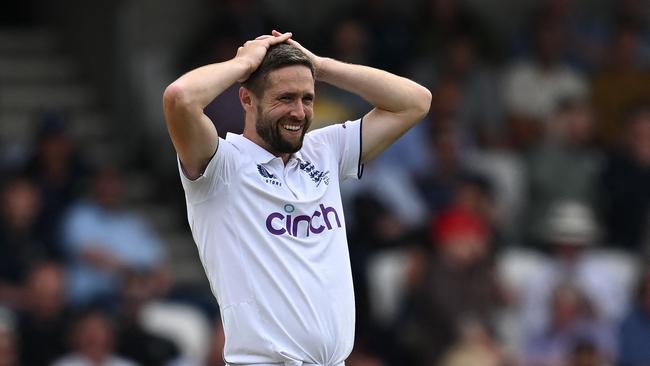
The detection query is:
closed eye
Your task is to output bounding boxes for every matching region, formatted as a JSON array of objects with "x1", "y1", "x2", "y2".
[
  {"x1": 302, "y1": 96, "x2": 314, "y2": 105},
  {"x1": 276, "y1": 93, "x2": 314, "y2": 104}
]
